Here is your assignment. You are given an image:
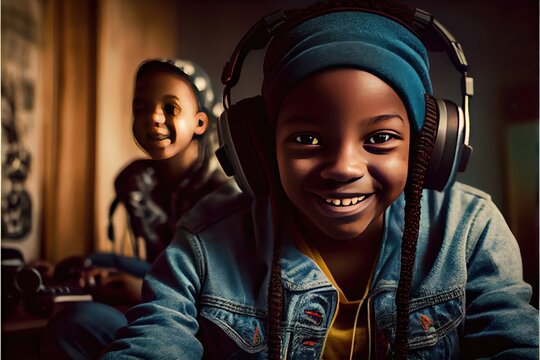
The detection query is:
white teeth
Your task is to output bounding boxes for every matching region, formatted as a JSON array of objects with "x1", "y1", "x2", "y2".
[{"x1": 323, "y1": 195, "x2": 366, "y2": 207}]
